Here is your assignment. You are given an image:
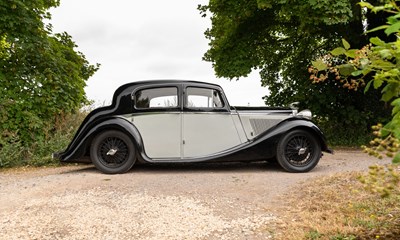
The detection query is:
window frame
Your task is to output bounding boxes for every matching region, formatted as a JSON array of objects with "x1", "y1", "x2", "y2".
[
  {"x1": 183, "y1": 86, "x2": 228, "y2": 112},
  {"x1": 133, "y1": 86, "x2": 181, "y2": 111}
]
